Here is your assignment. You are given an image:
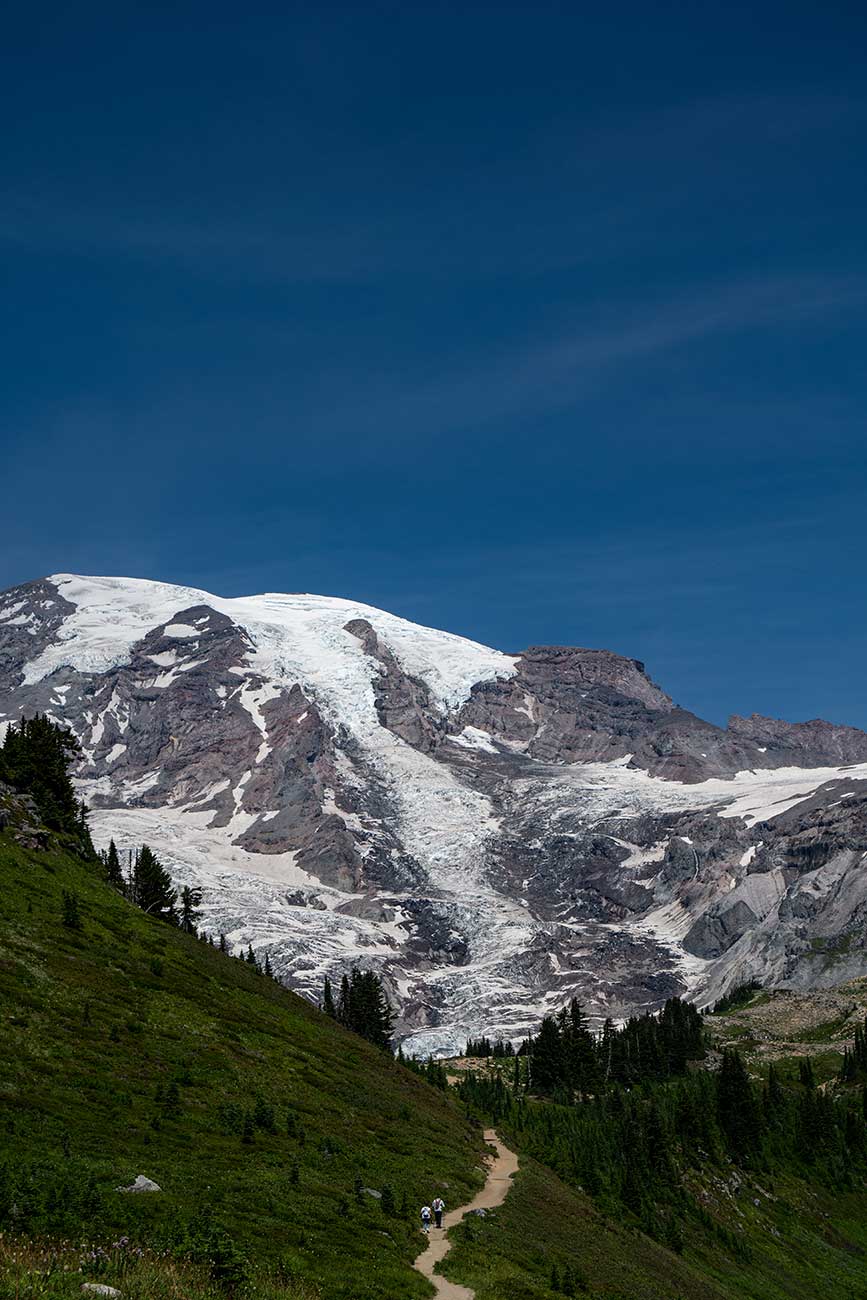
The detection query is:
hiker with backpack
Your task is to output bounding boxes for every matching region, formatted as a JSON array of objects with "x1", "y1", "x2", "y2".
[
  {"x1": 421, "y1": 1204, "x2": 432, "y2": 1233},
  {"x1": 432, "y1": 1195, "x2": 445, "y2": 1228}
]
